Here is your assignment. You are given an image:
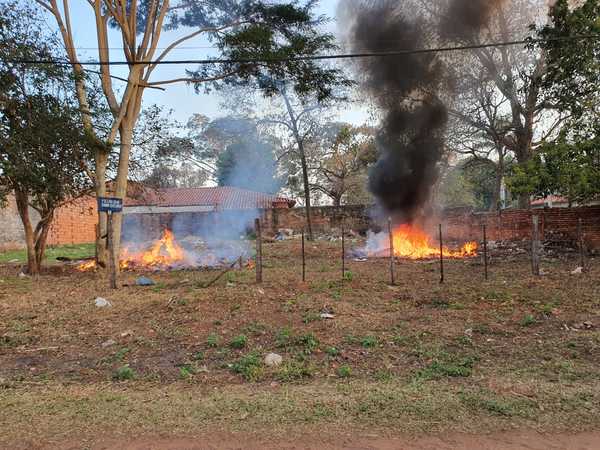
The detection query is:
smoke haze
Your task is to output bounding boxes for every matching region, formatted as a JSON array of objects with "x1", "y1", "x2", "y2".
[{"x1": 340, "y1": 0, "x2": 506, "y2": 222}]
